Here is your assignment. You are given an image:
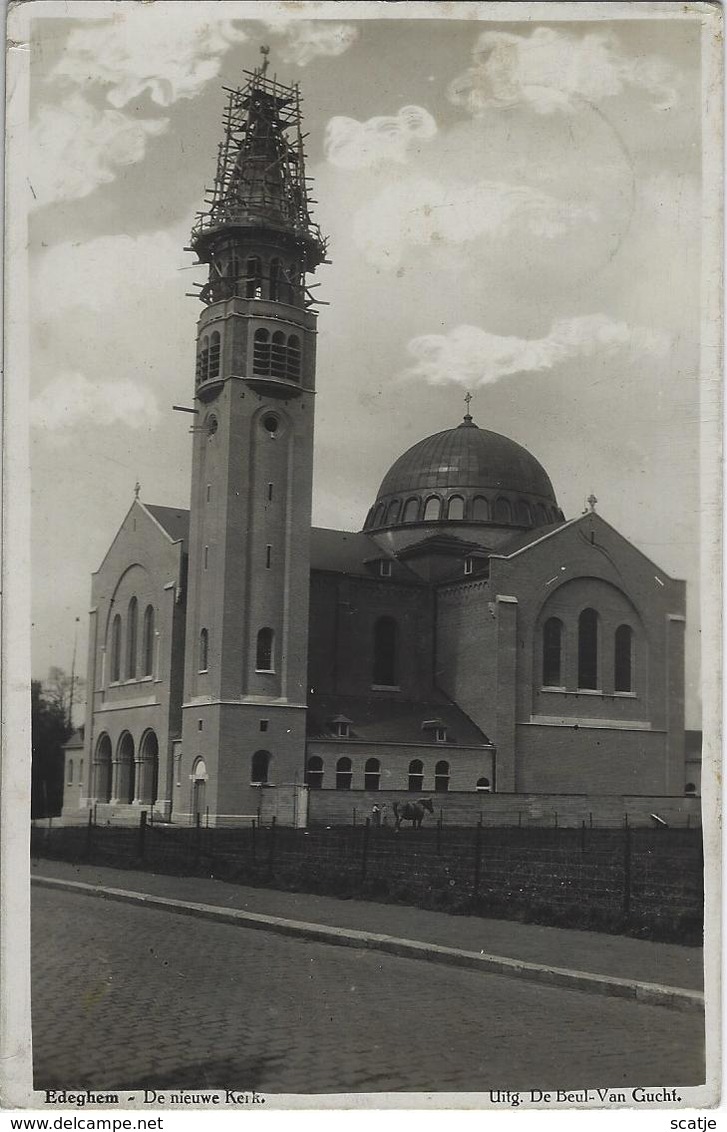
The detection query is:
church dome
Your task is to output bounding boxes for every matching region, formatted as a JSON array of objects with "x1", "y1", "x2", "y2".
[{"x1": 364, "y1": 415, "x2": 563, "y2": 535}]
